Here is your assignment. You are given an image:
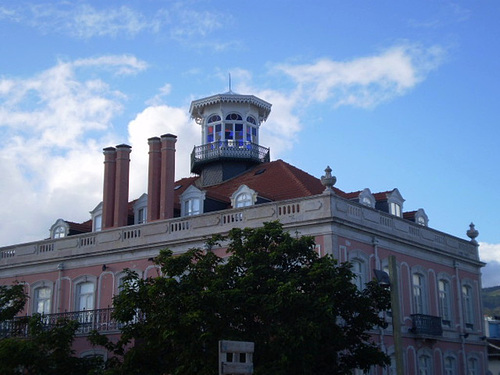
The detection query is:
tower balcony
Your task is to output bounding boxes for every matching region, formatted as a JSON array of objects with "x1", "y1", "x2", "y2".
[{"x1": 191, "y1": 141, "x2": 270, "y2": 174}]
